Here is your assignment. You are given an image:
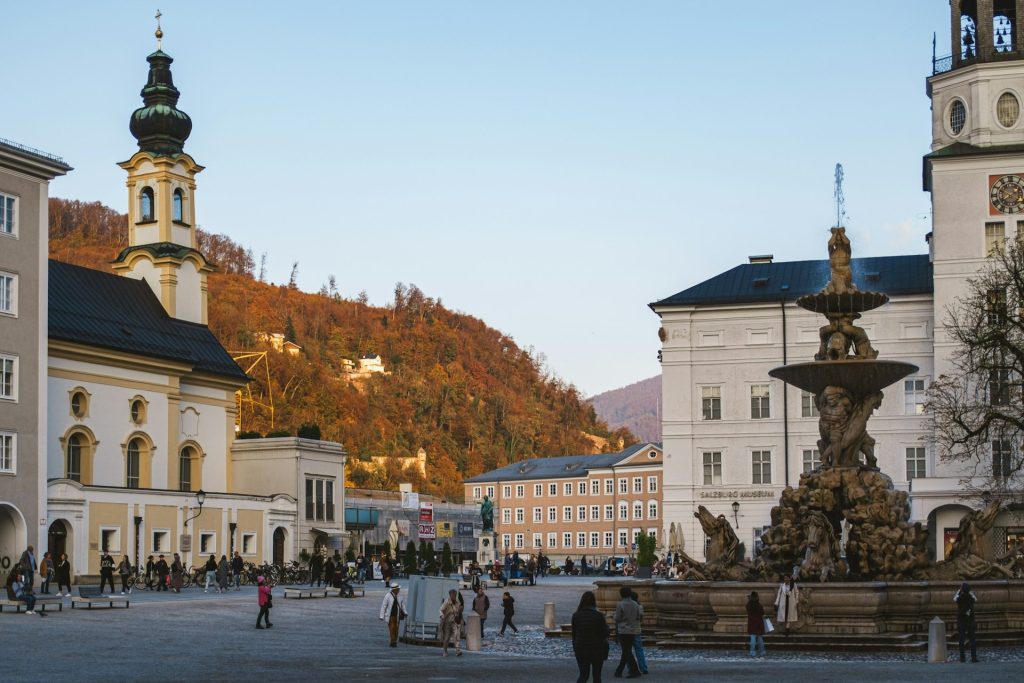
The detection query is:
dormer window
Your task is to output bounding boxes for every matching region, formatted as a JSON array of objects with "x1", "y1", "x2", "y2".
[
  {"x1": 140, "y1": 187, "x2": 154, "y2": 222},
  {"x1": 173, "y1": 188, "x2": 184, "y2": 222}
]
